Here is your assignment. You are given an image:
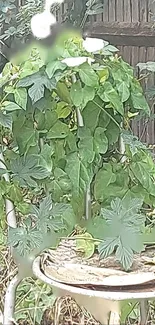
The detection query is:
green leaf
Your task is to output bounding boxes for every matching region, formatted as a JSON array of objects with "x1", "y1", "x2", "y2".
[
  {"x1": 130, "y1": 82, "x2": 150, "y2": 114},
  {"x1": 14, "y1": 88, "x2": 27, "y2": 110},
  {"x1": 3, "y1": 101, "x2": 22, "y2": 111},
  {"x1": 130, "y1": 161, "x2": 155, "y2": 196},
  {"x1": 46, "y1": 60, "x2": 66, "y2": 78},
  {"x1": 82, "y1": 97, "x2": 101, "y2": 131},
  {"x1": 18, "y1": 71, "x2": 56, "y2": 103},
  {"x1": 93, "y1": 127, "x2": 108, "y2": 154},
  {"x1": 82, "y1": 85, "x2": 95, "y2": 108},
  {"x1": 0, "y1": 111, "x2": 12, "y2": 129},
  {"x1": 98, "y1": 197, "x2": 145, "y2": 270},
  {"x1": 56, "y1": 81, "x2": 72, "y2": 104},
  {"x1": 78, "y1": 127, "x2": 95, "y2": 163},
  {"x1": 78, "y1": 62, "x2": 99, "y2": 87},
  {"x1": 8, "y1": 226, "x2": 43, "y2": 256},
  {"x1": 99, "y1": 237, "x2": 119, "y2": 259},
  {"x1": 122, "y1": 130, "x2": 147, "y2": 155},
  {"x1": 94, "y1": 164, "x2": 116, "y2": 201},
  {"x1": 28, "y1": 83, "x2": 44, "y2": 103},
  {"x1": 116, "y1": 244, "x2": 133, "y2": 271},
  {"x1": 56, "y1": 102, "x2": 71, "y2": 118},
  {"x1": 116, "y1": 81, "x2": 130, "y2": 102},
  {"x1": 65, "y1": 152, "x2": 92, "y2": 197},
  {"x1": 105, "y1": 119, "x2": 120, "y2": 145},
  {"x1": 98, "y1": 82, "x2": 124, "y2": 115},
  {"x1": 70, "y1": 80, "x2": 83, "y2": 107},
  {"x1": 31, "y1": 195, "x2": 66, "y2": 233},
  {"x1": 12, "y1": 114, "x2": 39, "y2": 155},
  {"x1": 75, "y1": 233, "x2": 95, "y2": 259},
  {"x1": 39, "y1": 144, "x2": 53, "y2": 172},
  {"x1": 10, "y1": 155, "x2": 50, "y2": 187},
  {"x1": 47, "y1": 121, "x2": 70, "y2": 139}
]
